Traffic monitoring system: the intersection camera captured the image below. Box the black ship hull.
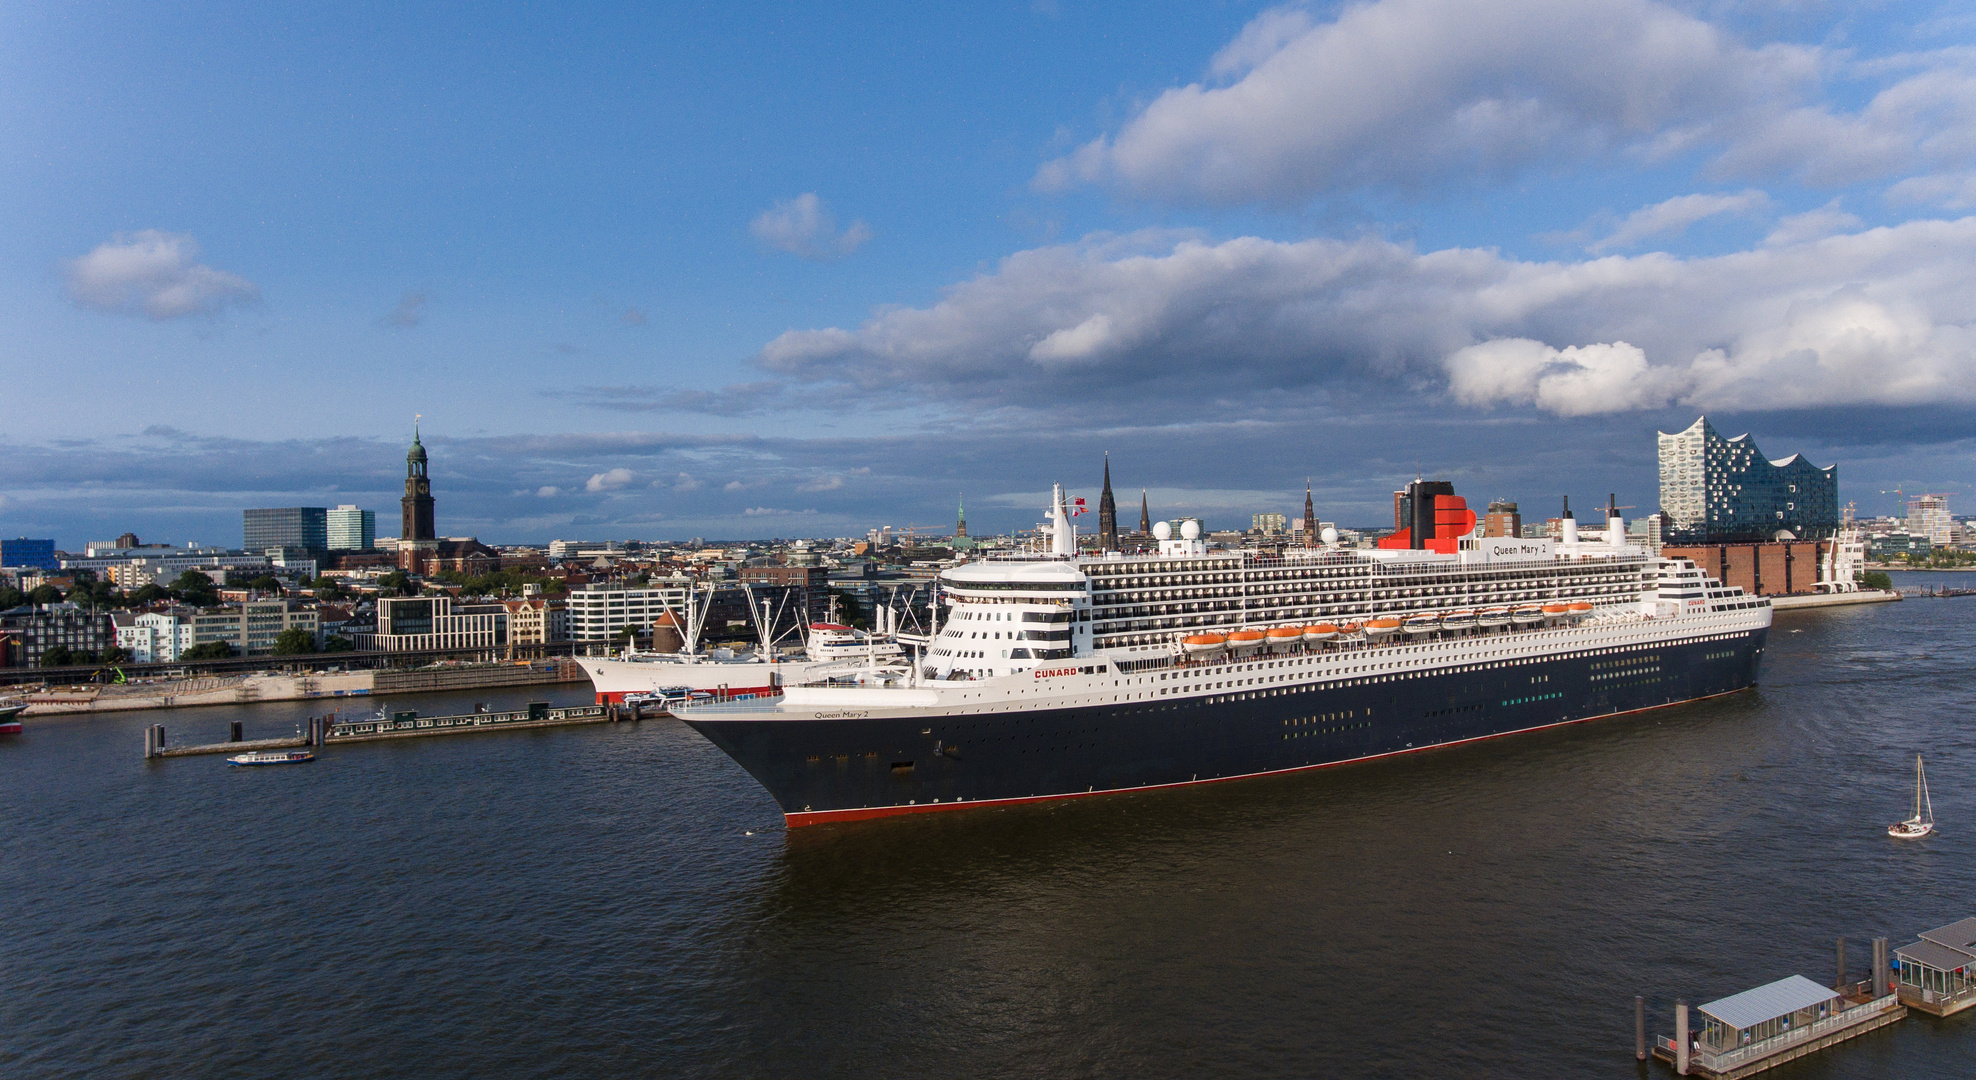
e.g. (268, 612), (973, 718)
(681, 627), (1767, 826)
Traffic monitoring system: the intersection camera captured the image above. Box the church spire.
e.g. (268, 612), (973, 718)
(955, 492), (967, 539)
(1303, 478), (1318, 547)
(1139, 488), (1150, 535)
(1098, 453), (1119, 551)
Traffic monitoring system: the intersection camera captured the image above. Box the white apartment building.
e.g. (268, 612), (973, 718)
(113, 609), (199, 662)
(549, 539), (624, 559)
(352, 595), (506, 652)
(69, 547), (274, 587)
(565, 581), (691, 642)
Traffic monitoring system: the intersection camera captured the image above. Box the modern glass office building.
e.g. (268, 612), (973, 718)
(0, 537), (58, 570)
(327, 505), (376, 551)
(1658, 417), (1838, 543)
(243, 507), (328, 554)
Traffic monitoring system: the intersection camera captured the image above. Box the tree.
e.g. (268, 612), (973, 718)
(0, 585), (22, 610)
(244, 574), (283, 593)
(320, 635), (355, 653)
(101, 645), (132, 664)
(378, 570), (415, 596)
(131, 583), (169, 607)
(1860, 570), (1893, 591)
(272, 627), (317, 655)
(28, 584), (62, 606)
(172, 569), (216, 592)
(183, 641), (236, 661)
(310, 575), (348, 601)
(40, 645), (72, 667)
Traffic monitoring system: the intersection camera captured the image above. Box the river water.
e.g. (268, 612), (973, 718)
(7, 574), (1975, 1079)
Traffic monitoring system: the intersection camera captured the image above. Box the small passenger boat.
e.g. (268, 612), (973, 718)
(1441, 610), (1478, 631)
(1361, 618), (1399, 640)
(0, 700), (24, 735)
(1889, 755), (1936, 839)
(1511, 605), (1546, 626)
(1302, 623), (1340, 643)
(227, 750), (315, 767)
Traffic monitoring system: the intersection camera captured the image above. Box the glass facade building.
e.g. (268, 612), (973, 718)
(1658, 417), (1838, 543)
(327, 505), (376, 551)
(243, 507), (328, 554)
(1, 537), (58, 570)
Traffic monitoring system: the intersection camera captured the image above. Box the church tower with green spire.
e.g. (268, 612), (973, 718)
(955, 492), (967, 538)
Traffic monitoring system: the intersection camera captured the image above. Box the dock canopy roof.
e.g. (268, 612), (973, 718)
(1919, 918), (1976, 952)
(1698, 975), (1841, 1031)
(1896, 938), (1976, 973)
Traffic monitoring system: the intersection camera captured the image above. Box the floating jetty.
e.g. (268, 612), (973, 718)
(1651, 936), (1923, 1077)
(1894, 918), (1976, 1016)
(143, 698), (657, 760)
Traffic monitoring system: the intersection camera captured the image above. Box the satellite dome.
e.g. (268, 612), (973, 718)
(1180, 519), (1202, 540)
(1320, 526), (1338, 545)
(1152, 520), (1172, 540)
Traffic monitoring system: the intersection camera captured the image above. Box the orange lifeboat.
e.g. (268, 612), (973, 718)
(1541, 603), (1570, 616)
(1566, 601), (1595, 616)
(1182, 632), (1227, 658)
(1303, 623), (1340, 643)
(1228, 629), (1268, 654)
(1265, 626), (1304, 652)
(1363, 617), (1401, 639)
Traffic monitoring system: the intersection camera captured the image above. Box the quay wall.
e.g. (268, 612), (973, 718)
(25, 659), (583, 717)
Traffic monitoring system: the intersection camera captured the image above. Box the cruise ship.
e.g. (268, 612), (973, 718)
(676, 480), (1770, 827)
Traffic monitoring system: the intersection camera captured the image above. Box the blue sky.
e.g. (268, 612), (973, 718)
(7, 0), (1976, 545)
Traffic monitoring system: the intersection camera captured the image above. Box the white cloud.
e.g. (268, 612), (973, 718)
(750, 194), (872, 260)
(1763, 200), (1863, 247)
(585, 468), (634, 492)
(742, 506), (818, 516)
(536, 486), (560, 498)
(1587, 190), (1770, 253)
(723, 480), (747, 492)
(63, 230), (259, 319)
(798, 475), (845, 492)
(1028, 313), (1116, 362)
(757, 218), (1976, 419)
(1035, 0), (1976, 205)
(671, 472), (702, 491)
(1888, 171), (1976, 209)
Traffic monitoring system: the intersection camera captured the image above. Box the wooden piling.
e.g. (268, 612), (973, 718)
(1635, 995), (1646, 1060)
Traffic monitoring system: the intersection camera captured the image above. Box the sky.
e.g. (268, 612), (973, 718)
(7, 0), (1976, 546)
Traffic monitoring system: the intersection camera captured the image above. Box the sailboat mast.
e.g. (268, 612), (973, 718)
(1921, 756), (1934, 823)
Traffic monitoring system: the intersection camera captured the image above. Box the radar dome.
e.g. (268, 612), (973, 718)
(1320, 526), (1338, 545)
(1152, 520), (1172, 540)
(1180, 519), (1202, 540)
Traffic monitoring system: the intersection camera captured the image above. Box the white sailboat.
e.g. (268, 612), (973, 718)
(1889, 755), (1936, 839)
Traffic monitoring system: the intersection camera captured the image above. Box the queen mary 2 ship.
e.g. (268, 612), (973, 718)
(676, 480), (1770, 827)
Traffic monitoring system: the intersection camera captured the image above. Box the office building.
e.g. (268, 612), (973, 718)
(354, 595), (505, 652)
(1907, 495), (1952, 546)
(327, 505), (376, 551)
(190, 600), (320, 655)
(1, 538), (58, 571)
(243, 507), (328, 554)
(1252, 513), (1287, 536)
(0, 606), (117, 666)
(1483, 501), (1521, 539)
(1658, 417), (1838, 543)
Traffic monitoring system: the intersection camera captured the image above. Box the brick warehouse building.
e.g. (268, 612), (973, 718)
(1659, 540), (1835, 597)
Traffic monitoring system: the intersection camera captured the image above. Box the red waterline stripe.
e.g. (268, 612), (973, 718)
(594, 686), (779, 705)
(781, 685), (1754, 828)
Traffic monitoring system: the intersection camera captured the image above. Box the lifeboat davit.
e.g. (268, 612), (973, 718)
(1182, 632), (1227, 657)
(1363, 617), (1401, 639)
(1441, 610), (1478, 631)
(1477, 608), (1511, 628)
(1228, 629), (1268, 655)
(1303, 623), (1340, 643)
(1265, 626), (1304, 652)
(1511, 605), (1546, 625)
(1402, 613), (1440, 635)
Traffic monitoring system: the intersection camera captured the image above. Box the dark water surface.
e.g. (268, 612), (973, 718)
(8, 580), (1976, 1079)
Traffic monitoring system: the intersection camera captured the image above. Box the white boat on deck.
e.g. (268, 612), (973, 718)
(1890, 755), (1936, 839)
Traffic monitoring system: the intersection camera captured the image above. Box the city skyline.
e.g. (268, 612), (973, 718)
(7, 2), (1976, 542)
